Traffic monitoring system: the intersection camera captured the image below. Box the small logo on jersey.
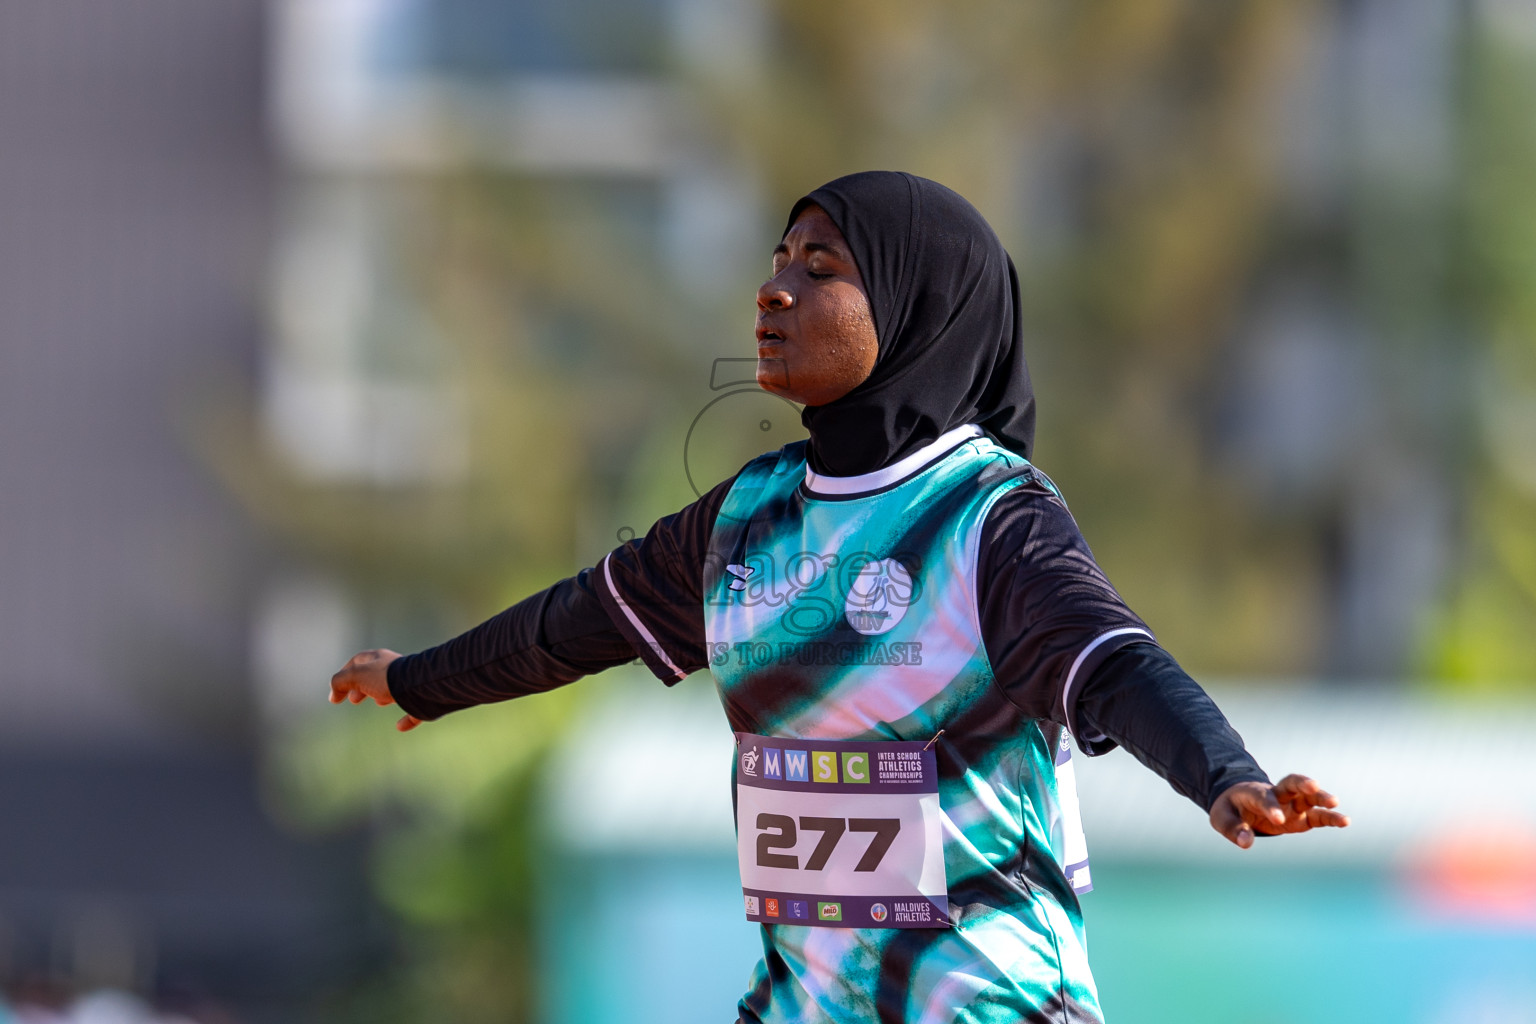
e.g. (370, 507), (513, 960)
(725, 563), (756, 592)
(784, 749), (809, 782)
(869, 903), (888, 923)
(817, 902), (842, 922)
(740, 746), (760, 777)
(787, 900), (809, 920)
(763, 748), (782, 780)
(764, 898), (780, 917)
(845, 558), (915, 636)
(745, 895), (760, 915)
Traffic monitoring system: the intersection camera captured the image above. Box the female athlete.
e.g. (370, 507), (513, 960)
(330, 171), (1349, 1023)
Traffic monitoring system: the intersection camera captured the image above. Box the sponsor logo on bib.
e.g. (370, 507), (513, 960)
(817, 902), (842, 922)
(869, 902), (888, 923)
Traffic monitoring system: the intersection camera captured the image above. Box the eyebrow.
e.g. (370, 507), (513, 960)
(772, 241), (848, 259)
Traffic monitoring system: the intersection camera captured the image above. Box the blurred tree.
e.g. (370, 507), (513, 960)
(1429, 15), (1536, 687)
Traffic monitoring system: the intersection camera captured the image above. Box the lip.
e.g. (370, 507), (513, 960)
(755, 323), (787, 345)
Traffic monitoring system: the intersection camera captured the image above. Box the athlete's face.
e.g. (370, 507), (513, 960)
(755, 205), (879, 406)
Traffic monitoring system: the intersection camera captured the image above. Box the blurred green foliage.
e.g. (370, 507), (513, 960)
(270, 694), (580, 1023)
(1429, 20), (1536, 686)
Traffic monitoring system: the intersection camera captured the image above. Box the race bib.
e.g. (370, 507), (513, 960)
(735, 732), (950, 929)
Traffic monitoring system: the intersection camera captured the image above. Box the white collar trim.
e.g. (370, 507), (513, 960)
(803, 424), (985, 496)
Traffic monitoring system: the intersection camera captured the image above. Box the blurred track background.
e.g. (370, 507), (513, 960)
(0, 1), (1533, 1021)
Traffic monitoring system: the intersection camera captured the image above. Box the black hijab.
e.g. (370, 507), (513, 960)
(783, 171), (1035, 477)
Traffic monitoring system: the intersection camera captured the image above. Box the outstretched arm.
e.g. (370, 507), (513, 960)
(327, 570), (632, 731)
(1076, 644), (1349, 849)
(974, 479), (1348, 849)
(328, 474), (735, 729)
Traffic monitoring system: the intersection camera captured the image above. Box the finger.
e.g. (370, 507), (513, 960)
(1274, 773), (1316, 797)
(1209, 796), (1255, 849)
(397, 715), (423, 732)
(1278, 775), (1341, 812)
(1300, 784), (1338, 808)
(348, 689), (365, 704)
(1273, 774), (1315, 812)
(1304, 807), (1350, 829)
(328, 671), (351, 704)
(1232, 787), (1287, 833)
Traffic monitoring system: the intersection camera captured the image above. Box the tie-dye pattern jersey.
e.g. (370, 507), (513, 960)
(705, 435), (1105, 1024)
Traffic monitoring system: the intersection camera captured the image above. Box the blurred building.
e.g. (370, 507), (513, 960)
(0, 3), (370, 1019)
(261, 0), (763, 489)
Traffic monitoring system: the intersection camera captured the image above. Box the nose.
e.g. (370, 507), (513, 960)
(757, 274), (793, 312)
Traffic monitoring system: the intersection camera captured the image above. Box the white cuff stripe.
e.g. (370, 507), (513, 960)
(1062, 627), (1154, 740)
(803, 424), (985, 495)
(601, 552), (688, 682)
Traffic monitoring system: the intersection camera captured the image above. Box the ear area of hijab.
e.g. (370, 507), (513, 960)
(786, 171), (1035, 476)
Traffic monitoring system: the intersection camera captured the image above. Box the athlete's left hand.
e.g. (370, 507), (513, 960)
(1209, 775), (1349, 849)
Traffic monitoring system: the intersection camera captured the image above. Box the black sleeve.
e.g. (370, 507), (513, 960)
(977, 479), (1155, 739)
(1074, 643), (1270, 812)
(386, 474), (736, 719)
(590, 475), (736, 684)
(387, 568), (635, 721)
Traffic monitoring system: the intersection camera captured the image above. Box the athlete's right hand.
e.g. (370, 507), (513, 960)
(329, 648), (423, 732)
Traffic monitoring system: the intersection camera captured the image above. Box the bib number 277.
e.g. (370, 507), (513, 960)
(756, 814), (900, 872)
